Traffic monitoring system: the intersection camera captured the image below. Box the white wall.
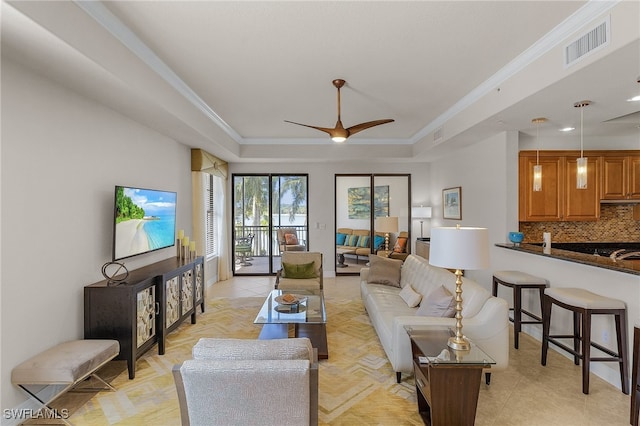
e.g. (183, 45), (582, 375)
(1, 60), (194, 408)
(430, 130), (640, 390)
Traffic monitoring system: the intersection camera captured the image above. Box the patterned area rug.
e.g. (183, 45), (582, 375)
(63, 296), (423, 425)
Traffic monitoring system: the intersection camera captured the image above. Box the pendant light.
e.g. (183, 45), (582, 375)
(532, 118), (546, 192)
(574, 100), (591, 189)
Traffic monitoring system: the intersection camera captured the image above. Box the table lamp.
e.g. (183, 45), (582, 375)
(375, 216), (398, 251)
(428, 225), (489, 350)
(412, 206), (432, 239)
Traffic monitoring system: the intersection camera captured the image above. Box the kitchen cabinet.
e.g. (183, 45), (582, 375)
(564, 155), (600, 221)
(601, 155), (640, 201)
(519, 155), (563, 221)
(519, 152), (599, 222)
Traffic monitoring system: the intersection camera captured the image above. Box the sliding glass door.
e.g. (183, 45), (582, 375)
(233, 174), (308, 275)
(335, 174), (411, 275)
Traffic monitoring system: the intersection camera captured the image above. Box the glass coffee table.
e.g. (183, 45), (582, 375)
(254, 289), (328, 359)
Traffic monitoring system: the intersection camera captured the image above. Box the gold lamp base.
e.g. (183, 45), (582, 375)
(448, 336), (471, 351)
(448, 268), (471, 351)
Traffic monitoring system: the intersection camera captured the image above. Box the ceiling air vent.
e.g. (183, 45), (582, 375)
(433, 126), (443, 142)
(564, 15), (610, 68)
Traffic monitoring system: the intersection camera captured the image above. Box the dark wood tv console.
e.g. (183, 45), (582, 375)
(84, 256), (204, 379)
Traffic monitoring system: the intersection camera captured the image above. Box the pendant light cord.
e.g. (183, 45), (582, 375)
(536, 121), (540, 165)
(580, 106), (584, 157)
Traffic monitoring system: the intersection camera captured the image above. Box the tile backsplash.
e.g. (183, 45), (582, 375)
(519, 204), (640, 243)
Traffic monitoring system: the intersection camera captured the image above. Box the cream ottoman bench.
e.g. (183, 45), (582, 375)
(11, 339), (119, 423)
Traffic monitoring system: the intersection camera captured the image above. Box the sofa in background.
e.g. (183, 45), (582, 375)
(336, 228), (381, 262)
(360, 254), (509, 383)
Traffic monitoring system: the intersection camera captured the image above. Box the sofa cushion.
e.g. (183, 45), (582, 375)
(282, 261), (317, 279)
(416, 285), (455, 317)
(346, 235), (359, 246)
(367, 255), (402, 287)
(393, 236), (408, 253)
(373, 235), (385, 250)
(336, 233), (347, 245)
(400, 256), (454, 297)
(399, 285), (422, 307)
(357, 235), (370, 247)
(284, 233), (299, 245)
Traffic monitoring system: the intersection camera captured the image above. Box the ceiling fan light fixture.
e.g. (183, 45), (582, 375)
(285, 79), (394, 142)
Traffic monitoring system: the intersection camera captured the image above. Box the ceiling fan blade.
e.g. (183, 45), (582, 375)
(346, 119), (395, 136)
(284, 120), (335, 136)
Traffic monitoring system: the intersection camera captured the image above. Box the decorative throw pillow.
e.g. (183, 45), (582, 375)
(373, 235), (385, 250)
(346, 235), (359, 246)
(336, 233), (347, 245)
(399, 285), (422, 307)
(358, 235), (370, 247)
(282, 261), (316, 279)
(284, 233), (299, 245)
(366, 255), (403, 287)
(393, 237), (408, 253)
(416, 285), (456, 317)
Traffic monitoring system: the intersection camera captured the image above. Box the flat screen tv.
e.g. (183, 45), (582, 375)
(112, 185), (177, 261)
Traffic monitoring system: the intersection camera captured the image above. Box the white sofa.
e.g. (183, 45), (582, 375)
(360, 254), (509, 383)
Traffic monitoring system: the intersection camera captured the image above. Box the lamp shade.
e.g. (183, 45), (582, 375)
(412, 206), (432, 219)
(429, 226), (490, 270)
(375, 216), (398, 233)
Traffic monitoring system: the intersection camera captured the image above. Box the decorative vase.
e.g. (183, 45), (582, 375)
(508, 232), (524, 246)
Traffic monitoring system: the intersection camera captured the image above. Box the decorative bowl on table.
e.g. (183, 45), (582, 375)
(508, 232), (524, 246)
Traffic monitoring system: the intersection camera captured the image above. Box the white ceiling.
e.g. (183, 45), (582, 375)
(2, 1), (639, 163)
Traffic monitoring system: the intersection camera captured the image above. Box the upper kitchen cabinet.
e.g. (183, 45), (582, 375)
(564, 155), (600, 221)
(601, 155), (640, 201)
(519, 151), (600, 222)
(519, 154), (563, 221)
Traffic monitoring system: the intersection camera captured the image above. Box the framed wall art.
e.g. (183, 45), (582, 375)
(347, 185), (389, 219)
(442, 186), (462, 220)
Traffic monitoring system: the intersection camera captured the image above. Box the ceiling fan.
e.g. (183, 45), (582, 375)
(285, 79), (394, 142)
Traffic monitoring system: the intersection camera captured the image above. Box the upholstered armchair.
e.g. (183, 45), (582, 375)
(377, 231), (410, 261)
(277, 227), (307, 253)
(276, 251), (323, 291)
(173, 337), (318, 426)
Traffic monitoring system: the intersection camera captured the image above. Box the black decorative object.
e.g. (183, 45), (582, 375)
(101, 261), (129, 285)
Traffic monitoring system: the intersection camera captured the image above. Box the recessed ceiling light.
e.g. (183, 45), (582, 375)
(559, 127), (575, 132)
(627, 95), (640, 102)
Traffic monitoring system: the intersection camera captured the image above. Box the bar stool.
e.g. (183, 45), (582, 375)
(631, 324), (640, 425)
(541, 287), (629, 395)
(492, 271), (548, 349)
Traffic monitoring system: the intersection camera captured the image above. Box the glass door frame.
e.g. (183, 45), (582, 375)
(334, 173), (411, 275)
(232, 173), (309, 276)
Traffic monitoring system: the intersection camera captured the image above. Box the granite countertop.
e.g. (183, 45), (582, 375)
(495, 243), (640, 276)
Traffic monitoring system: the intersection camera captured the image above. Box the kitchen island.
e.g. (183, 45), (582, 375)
(496, 243), (640, 275)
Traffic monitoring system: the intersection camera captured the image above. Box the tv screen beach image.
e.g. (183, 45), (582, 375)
(114, 186), (176, 260)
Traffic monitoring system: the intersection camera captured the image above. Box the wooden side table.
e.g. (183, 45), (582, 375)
(406, 326), (495, 426)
